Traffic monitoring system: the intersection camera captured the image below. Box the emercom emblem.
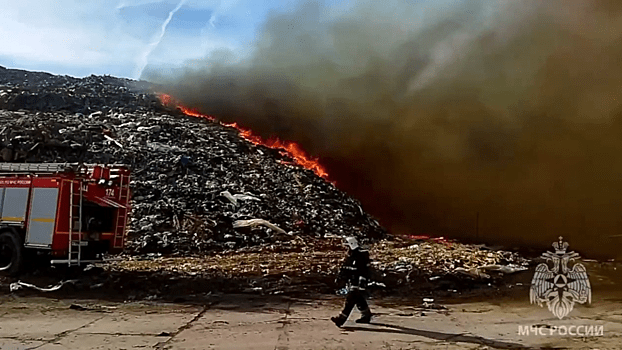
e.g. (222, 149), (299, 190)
(530, 236), (591, 319)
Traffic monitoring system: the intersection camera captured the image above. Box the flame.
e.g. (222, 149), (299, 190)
(158, 93), (330, 180)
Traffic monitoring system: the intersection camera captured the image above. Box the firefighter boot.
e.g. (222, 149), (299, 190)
(331, 313), (348, 327)
(355, 309), (372, 324)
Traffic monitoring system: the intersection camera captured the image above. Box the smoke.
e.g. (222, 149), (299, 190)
(134, 0), (187, 79)
(146, 0), (622, 257)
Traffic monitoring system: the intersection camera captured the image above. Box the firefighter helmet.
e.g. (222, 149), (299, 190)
(345, 236), (359, 250)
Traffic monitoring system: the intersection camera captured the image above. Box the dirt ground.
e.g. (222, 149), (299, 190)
(0, 289), (621, 350)
(0, 248), (620, 349)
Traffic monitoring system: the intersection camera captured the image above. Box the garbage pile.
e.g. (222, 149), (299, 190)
(0, 66), (532, 298)
(0, 66), (386, 254)
(0, 65), (156, 113)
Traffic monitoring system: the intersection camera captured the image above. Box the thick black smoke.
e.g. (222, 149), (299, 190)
(145, 0), (622, 257)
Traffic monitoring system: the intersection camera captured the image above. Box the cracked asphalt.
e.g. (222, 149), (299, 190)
(0, 293), (621, 350)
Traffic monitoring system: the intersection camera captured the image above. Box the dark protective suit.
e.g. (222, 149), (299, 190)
(332, 247), (372, 326)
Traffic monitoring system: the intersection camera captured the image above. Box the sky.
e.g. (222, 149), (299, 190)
(0, 0), (354, 79)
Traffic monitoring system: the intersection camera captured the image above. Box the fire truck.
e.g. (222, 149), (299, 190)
(0, 163), (131, 276)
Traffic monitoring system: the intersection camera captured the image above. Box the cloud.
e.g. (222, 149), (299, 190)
(0, 0), (263, 78)
(0, 1), (144, 76)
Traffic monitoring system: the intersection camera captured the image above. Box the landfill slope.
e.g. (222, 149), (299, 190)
(0, 66), (534, 299)
(0, 66), (386, 255)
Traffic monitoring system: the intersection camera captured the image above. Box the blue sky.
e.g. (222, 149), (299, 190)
(0, 0), (355, 79)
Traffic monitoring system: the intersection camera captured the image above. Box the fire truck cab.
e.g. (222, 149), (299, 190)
(0, 163), (130, 276)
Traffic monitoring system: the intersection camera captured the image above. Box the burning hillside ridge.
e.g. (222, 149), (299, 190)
(158, 93), (329, 180)
(147, 0), (622, 258)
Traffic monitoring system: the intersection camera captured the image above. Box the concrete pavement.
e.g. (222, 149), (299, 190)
(0, 293), (620, 349)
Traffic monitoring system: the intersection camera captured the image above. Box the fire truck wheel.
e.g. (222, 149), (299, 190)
(0, 231), (22, 277)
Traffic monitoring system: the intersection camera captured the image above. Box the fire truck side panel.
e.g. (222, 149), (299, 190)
(1, 188), (29, 223)
(25, 188), (59, 248)
(50, 180), (72, 252)
(54, 180), (71, 235)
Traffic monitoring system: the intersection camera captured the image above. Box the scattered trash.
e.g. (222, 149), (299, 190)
(454, 267), (491, 279)
(219, 190), (261, 206)
(371, 238), (529, 282)
(479, 264), (528, 274)
(419, 297), (447, 311)
(70, 304), (117, 312)
(9, 280), (77, 292)
(233, 219), (289, 236)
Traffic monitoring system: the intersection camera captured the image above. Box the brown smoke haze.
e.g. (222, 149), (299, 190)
(146, 0), (622, 257)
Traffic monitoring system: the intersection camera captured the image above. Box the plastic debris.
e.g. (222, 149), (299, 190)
(233, 219), (289, 236)
(9, 280), (77, 292)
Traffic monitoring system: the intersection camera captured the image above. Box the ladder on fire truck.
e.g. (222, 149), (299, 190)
(112, 170), (130, 250)
(67, 179), (84, 266)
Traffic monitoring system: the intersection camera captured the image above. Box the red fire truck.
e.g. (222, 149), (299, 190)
(0, 163), (131, 276)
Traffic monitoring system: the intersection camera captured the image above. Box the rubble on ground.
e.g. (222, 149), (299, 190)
(1, 236), (532, 299)
(102, 235), (530, 298)
(109, 236), (529, 282)
(370, 237), (529, 285)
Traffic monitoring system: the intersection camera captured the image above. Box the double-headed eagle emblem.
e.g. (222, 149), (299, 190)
(530, 236), (591, 319)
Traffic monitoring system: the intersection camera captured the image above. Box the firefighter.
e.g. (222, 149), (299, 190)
(331, 236), (373, 327)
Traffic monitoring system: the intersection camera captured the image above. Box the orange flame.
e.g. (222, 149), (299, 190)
(158, 93), (330, 180)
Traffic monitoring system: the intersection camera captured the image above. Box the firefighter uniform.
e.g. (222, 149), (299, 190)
(331, 237), (372, 327)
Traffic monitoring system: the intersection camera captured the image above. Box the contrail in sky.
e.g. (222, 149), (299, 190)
(135, 0), (187, 79)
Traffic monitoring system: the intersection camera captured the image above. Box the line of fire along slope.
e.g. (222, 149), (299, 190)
(158, 93), (330, 181)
